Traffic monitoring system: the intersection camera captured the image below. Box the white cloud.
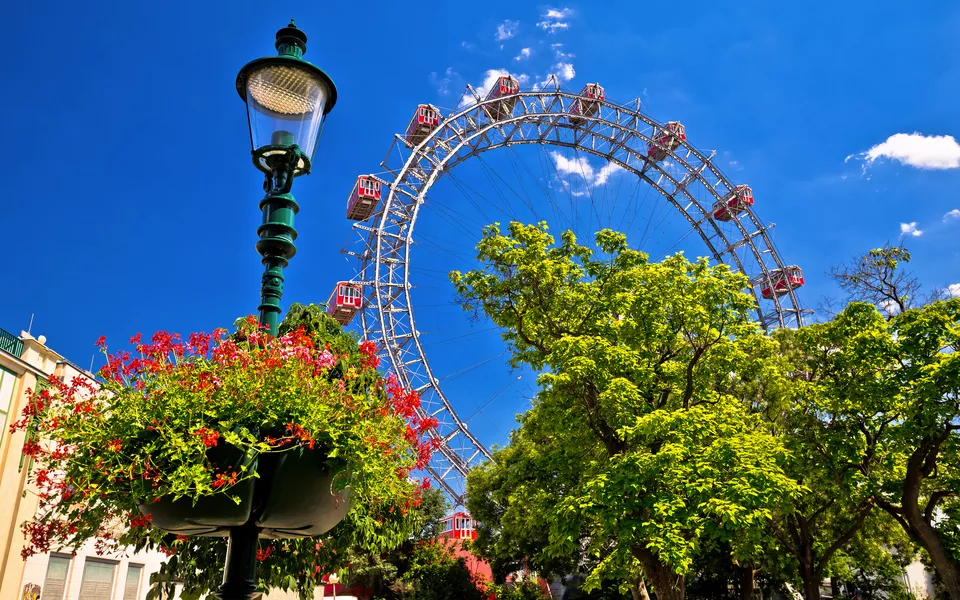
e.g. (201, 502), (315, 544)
(537, 7), (572, 33)
(554, 62), (575, 81)
(459, 69), (527, 108)
(514, 47), (532, 61)
(947, 283), (960, 297)
(862, 133), (960, 170)
(594, 162), (623, 186)
(538, 21), (569, 33)
(495, 20), (518, 41)
(879, 299), (901, 316)
(550, 151), (623, 188)
(551, 151), (594, 181)
(944, 209), (960, 222)
(900, 222), (923, 237)
(429, 67), (458, 96)
(550, 43), (574, 60)
(536, 62), (575, 89)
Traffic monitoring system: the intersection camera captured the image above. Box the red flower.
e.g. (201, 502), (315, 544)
(256, 546), (272, 561)
(130, 514), (152, 528)
(106, 439), (122, 452)
(193, 428), (220, 448)
(95, 336), (107, 348)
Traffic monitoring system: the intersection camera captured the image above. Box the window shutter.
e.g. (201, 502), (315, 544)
(41, 555), (71, 600)
(123, 565), (142, 600)
(78, 560), (116, 600)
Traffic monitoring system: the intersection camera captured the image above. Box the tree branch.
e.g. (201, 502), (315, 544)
(815, 504), (872, 574)
(924, 491), (955, 523)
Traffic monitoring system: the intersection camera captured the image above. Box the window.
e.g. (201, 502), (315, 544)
(79, 559), (116, 600)
(41, 555), (71, 600)
(341, 286), (360, 301)
(0, 366), (17, 446)
(123, 565), (142, 600)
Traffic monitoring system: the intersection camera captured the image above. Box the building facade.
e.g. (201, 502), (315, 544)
(0, 327), (173, 600)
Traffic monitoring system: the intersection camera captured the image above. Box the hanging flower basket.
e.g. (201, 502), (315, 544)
(14, 308), (440, 560)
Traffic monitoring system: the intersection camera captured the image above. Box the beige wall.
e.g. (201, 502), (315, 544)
(0, 332), (177, 600)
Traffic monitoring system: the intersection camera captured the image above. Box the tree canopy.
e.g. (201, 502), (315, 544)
(455, 222), (799, 600)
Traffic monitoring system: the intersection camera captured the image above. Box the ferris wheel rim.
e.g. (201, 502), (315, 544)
(349, 87), (805, 504)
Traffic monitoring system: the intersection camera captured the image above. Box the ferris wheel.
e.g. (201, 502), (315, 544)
(330, 76), (807, 506)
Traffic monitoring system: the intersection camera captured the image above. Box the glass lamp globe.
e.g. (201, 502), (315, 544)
(236, 21), (337, 175)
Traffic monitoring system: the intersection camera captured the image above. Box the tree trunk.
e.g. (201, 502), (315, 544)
(799, 557), (822, 600)
(631, 546), (685, 600)
(629, 576), (651, 600)
(901, 508), (960, 600)
(736, 566), (755, 600)
(882, 439), (960, 600)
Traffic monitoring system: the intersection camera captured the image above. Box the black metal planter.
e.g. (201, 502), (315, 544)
(140, 444), (350, 538)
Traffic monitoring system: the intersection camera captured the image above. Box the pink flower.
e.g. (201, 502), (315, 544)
(314, 350), (335, 370)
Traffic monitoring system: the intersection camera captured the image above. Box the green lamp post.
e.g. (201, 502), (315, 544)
(237, 19), (337, 337)
(212, 21), (337, 600)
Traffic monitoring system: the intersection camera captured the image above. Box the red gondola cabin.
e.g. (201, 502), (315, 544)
(760, 267), (804, 299)
(327, 282), (363, 325)
(405, 104), (441, 146)
(647, 121), (686, 162)
(712, 185), (754, 222)
(346, 176), (382, 221)
(568, 83), (605, 125)
(483, 75), (520, 121)
(440, 512), (477, 540)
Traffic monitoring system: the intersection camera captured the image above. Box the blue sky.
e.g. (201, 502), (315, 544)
(2, 1), (959, 451)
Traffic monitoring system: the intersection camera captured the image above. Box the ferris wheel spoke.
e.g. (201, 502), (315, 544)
(474, 155), (525, 224)
(445, 168), (517, 224)
(425, 326), (500, 347)
(465, 379), (518, 423)
(539, 143), (590, 241)
(439, 350), (511, 383)
(510, 143), (573, 228)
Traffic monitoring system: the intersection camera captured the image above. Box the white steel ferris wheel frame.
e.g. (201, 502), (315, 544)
(345, 83), (806, 506)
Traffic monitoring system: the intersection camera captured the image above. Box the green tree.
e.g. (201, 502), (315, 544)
(455, 222), (798, 600)
(747, 327), (879, 600)
(788, 300), (960, 598)
(403, 539), (487, 600)
(344, 485), (450, 599)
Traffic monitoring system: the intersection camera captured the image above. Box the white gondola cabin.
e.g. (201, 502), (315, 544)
(327, 282), (363, 325)
(646, 121), (686, 162)
(346, 176), (382, 221)
(712, 185), (754, 222)
(405, 104), (441, 146)
(568, 83), (605, 125)
(483, 75), (520, 121)
(760, 267), (805, 299)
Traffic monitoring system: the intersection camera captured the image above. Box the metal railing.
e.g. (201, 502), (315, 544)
(0, 327), (23, 358)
